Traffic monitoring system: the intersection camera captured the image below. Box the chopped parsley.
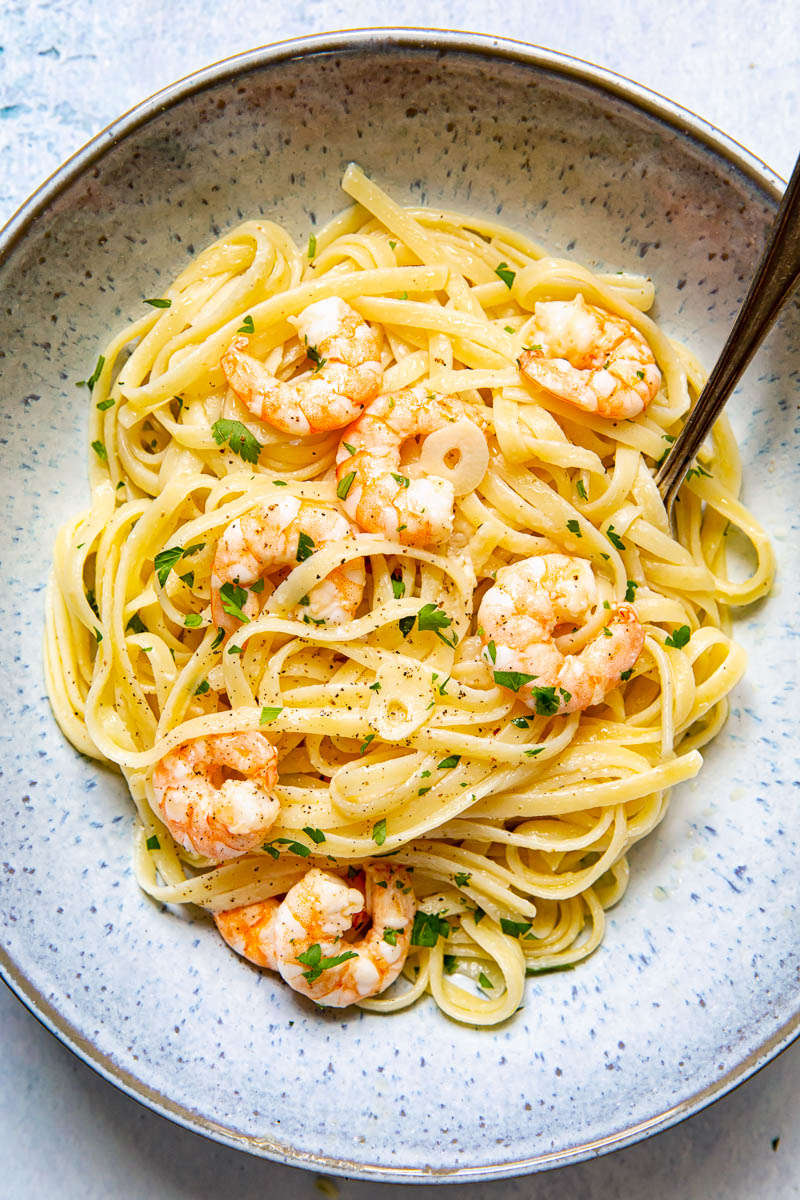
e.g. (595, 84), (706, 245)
(179, 570), (195, 588)
(336, 471), (356, 500)
(210, 627), (225, 650)
(194, 679), (210, 695)
(342, 442), (356, 456)
(383, 928), (401, 946)
(524, 746), (544, 757)
(391, 576), (405, 599)
(606, 524), (626, 551)
(500, 917), (533, 937)
(530, 685), (571, 715)
(269, 837), (311, 858)
(125, 613), (147, 635)
(219, 581), (250, 622)
(368, 680), (381, 692)
(372, 817), (387, 846)
(296, 531), (315, 562)
(576, 478), (588, 500)
(625, 579), (639, 603)
(511, 716), (530, 729)
(144, 297), (171, 308)
(211, 418), (262, 464)
(307, 233), (317, 258)
(620, 668), (633, 682)
(478, 972), (494, 989)
(78, 355), (105, 391)
(493, 669), (535, 693)
(443, 954), (458, 974)
(145, 834), (160, 850)
(307, 344), (327, 374)
(227, 643), (243, 656)
(153, 541), (205, 588)
(686, 462), (712, 481)
(486, 639), (497, 663)
(566, 519), (582, 537)
(303, 826), (326, 844)
(495, 262), (516, 289)
(391, 473), (410, 489)
(454, 871), (472, 888)
(296, 943), (357, 983)
(184, 613), (203, 627)
(260, 705), (283, 724)
(91, 439), (107, 461)
(410, 911), (450, 947)
(665, 624), (691, 649)
(437, 755), (460, 769)
(417, 602), (456, 646)
(96, 396), (115, 411)
(360, 733), (375, 755)
(398, 614), (416, 637)
(237, 314), (255, 334)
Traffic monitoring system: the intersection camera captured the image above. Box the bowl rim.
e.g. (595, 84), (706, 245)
(0, 26), (792, 1183)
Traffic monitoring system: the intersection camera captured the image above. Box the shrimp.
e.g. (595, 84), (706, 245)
(518, 294), (661, 419)
(210, 496), (365, 634)
(152, 732), (280, 860)
(272, 864), (416, 1007)
(215, 899), (280, 970)
(335, 385), (474, 546)
(478, 554), (644, 714)
(220, 297), (383, 434)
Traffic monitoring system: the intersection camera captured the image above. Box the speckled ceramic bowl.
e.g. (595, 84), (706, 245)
(1, 30), (797, 1183)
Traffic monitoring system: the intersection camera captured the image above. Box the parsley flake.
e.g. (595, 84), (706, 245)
(78, 355), (105, 391)
(391, 473), (410, 489)
(219, 581), (250, 623)
(391, 576), (405, 599)
(620, 668), (633, 682)
(493, 669), (536, 693)
(625, 579), (639, 602)
(454, 872), (471, 888)
(500, 917), (533, 937)
(96, 396), (115, 411)
(360, 733), (375, 755)
(296, 943), (357, 982)
(665, 624), (691, 649)
(296, 531), (315, 562)
(342, 442), (356, 456)
(91, 439), (107, 461)
(306, 344), (327, 374)
(146, 834), (160, 850)
(211, 418), (262, 464)
(237, 315), (255, 334)
(145, 297), (171, 308)
(260, 705), (283, 724)
(576, 479), (588, 500)
(495, 262), (516, 288)
(303, 825), (326, 844)
(194, 679), (210, 695)
(210, 627), (225, 650)
(478, 971), (494, 989)
(606, 525), (626, 551)
(184, 613), (203, 627)
(307, 233), (317, 258)
(437, 754), (460, 769)
(410, 911), (450, 947)
(566, 518), (582, 537)
(372, 817), (387, 846)
(336, 471), (356, 500)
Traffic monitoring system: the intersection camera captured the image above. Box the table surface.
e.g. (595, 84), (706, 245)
(1, 2), (798, 1196)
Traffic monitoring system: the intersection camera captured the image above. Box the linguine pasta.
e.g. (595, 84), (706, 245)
(44, 165), (773, 1025)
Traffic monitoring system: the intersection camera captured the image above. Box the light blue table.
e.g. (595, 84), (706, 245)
(2, 3), (798, 1196)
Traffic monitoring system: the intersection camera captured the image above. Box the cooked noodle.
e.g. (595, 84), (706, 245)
(44, 165), (773, 1025)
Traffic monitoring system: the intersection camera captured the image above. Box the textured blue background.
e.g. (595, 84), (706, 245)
(1, 2), (798, 1196)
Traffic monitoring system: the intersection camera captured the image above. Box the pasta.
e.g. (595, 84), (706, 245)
(44, 165), (774, 1025)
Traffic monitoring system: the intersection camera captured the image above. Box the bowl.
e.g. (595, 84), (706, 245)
(1, 29), (797, 1183)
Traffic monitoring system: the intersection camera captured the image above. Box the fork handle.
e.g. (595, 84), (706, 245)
(657, 152), (800, 513)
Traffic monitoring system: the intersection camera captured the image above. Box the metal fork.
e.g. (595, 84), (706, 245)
(656, 152), (800, 521)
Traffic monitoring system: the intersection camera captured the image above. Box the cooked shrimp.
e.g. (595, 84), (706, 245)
(215, 899), (280, 970)
(335, 385), (475, 545)
(152, 732), (280, 860)
(478, 554), (644, 714)
(272, 864), (416, 1007)
(518, 294), (661, 419)
(221, 297), (383, 434)
(211, 496), (365, 634)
